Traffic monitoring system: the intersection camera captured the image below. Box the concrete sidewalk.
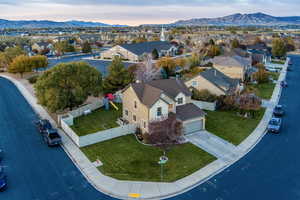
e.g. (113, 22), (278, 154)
(0, 58), (289, 200)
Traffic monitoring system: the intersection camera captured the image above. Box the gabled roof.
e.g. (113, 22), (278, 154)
(176, 103), (206, 121)
(200, 68), (239, 94)
(126, 79), (192, 108)
(119, 41), (173, 56)
(211, 55), (251, 68)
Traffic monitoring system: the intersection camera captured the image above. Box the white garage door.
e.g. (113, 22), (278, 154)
(184, 120), (203, 135)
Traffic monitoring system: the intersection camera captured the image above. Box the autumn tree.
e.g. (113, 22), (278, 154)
(0, 46), (25, 70)
(175, 58), (187, 68)
(207, 45), (221, 58)
(253, 64), (269, 83)
(156, 56), (176, 77)
(146, 113), (183, 154)
(272, 38), (287, 58)
(31, 55), (48, 71)
(35, 62), (102, 112)
(8, 55), (33, 77)
(103, 56), (134, 93)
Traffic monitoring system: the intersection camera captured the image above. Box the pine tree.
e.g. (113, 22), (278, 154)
(103, 56), (134, 93)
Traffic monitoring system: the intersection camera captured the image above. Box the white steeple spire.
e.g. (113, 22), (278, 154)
(160, 26), (166, 42)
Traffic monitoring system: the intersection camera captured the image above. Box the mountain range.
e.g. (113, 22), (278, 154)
(0, 19), (126, 29)
(172, 13), (300, 26)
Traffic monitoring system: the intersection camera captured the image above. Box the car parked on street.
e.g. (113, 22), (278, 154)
(273, 105), (284, 117)
(281, 81), (288, 88)
(268, 118), (282, 134)
(0, 166), (7, 191)
(35, 119), (52, 134)
(43, 129), (62, 147)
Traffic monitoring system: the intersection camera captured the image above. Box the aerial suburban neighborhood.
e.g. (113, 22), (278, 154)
(0, 1), (300, 200)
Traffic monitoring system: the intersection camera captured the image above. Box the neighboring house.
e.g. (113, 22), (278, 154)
(101, 41), (178, 62)
(247, 43), (272, 64)
(185, 68), (242, 96)
(211, 55), (252, 81)
(31, 42), (54, 55)
(122, 79), (206, 135)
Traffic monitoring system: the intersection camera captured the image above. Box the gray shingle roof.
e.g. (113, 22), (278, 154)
(176, 103), (206, 121)
(211, 55), (251, 68)
(129, 79), (191, 108)
(200, 68), (239, 94)
(120, 41), (173, 56)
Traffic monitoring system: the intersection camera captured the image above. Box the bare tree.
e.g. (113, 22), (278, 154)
(135, 54), (161, 83)
(146, 113), (183, 154)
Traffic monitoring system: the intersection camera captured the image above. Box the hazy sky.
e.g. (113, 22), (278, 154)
(0, 0), (299, 25)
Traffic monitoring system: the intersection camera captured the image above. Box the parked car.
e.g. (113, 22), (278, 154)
(43, 129), (62, 147)
(273, 105), (285, 117)
(281, 81), (288, 88)
(268, 118), (282, 134)
(35, 119), (52, 134)
(288, 60), (293, 65)
(0, 166), (7, 191)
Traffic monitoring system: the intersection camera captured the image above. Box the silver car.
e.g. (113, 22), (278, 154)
(268, 118), (282, 134)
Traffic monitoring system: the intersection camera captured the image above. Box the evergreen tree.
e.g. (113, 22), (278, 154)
(35, 62), (102, 112)
(103, 56), (134, 93)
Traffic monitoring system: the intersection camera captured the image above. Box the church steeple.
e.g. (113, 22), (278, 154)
(160, 26), (166, 42)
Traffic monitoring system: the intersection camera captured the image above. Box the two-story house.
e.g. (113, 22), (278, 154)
(211, 55), (252, 82)
(122, 79), (206, 135)
(185, 68), (242, 96)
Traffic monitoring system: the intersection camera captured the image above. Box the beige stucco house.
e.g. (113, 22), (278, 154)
(122, 79), (206, 135)
(211, 55), (252, 81)
(101, 41), (178, 62)
(185, 68), (242, 96)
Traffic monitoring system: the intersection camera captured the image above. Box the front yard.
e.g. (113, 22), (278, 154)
(71, 104), (122, 136)
(81, 135), (216, 182)
(245, 82), (276, 100)
(206, 109), (265, 145)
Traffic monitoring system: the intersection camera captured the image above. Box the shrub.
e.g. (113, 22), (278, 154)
(27, 75), (39, 84)
(192, 89), (218, 102)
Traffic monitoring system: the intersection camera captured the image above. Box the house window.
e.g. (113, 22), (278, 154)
(134, 101), (137, 109)
(177, 97), (183, 105)
(133, 115), (137, 122)
(168, 104), (173, 110)
(157, 107), (162, 117)
(192, 81), (198, 87)
(125, 110), (129, 116)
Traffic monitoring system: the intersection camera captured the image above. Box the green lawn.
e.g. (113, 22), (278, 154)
(268, 72), (280, 81)
(246, 82), (276, 100)
(206, 109), (265, 145)
(71, 104), (122, 136)
(81, 135), (216, 182)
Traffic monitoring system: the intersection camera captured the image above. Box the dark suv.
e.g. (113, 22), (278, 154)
(268, 118), (282, 134)
(35, 119), (52, 134)
(273, 105), (284, 117)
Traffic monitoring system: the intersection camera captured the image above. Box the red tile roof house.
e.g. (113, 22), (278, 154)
(122, 79), (206, 135)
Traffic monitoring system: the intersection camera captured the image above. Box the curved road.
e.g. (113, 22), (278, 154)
(0, 55), (299, 200)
